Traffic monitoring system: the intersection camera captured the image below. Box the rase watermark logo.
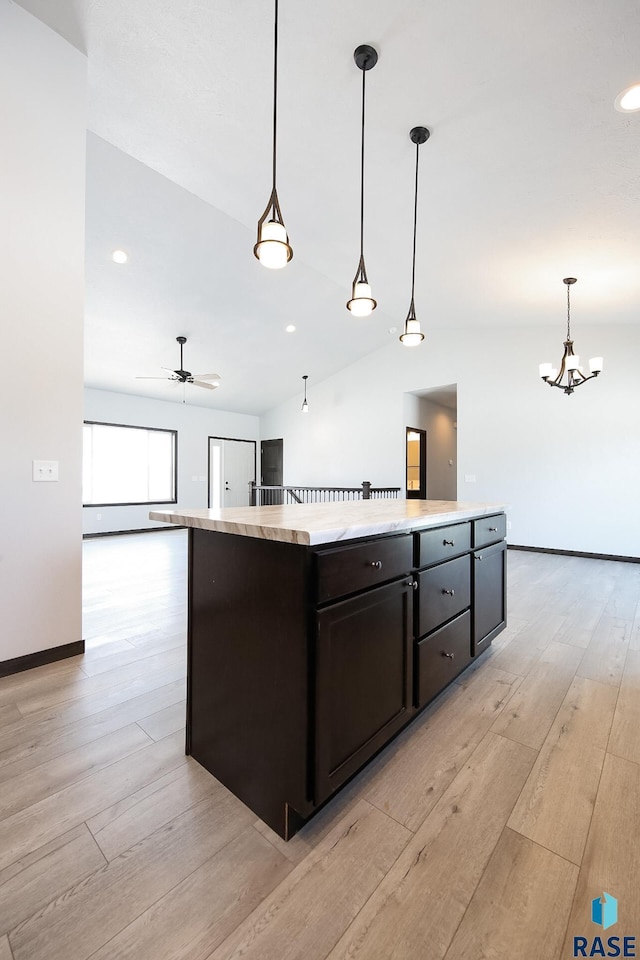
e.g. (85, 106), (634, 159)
(573, 893), (636, 958)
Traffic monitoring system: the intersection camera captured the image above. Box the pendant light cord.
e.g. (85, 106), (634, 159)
(359, 65), (366, 257)
(410, 140), (420, 303)
(566, 282), (571, 340)
(272, 0), (279, 192)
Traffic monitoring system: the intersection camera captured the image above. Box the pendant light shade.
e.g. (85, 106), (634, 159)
(347, 45), (378, 317)
(301, 375), (309, 413)
(539, 278), (603, 395)
(400, 126), (430, 346)
(254, 0), (293, 269)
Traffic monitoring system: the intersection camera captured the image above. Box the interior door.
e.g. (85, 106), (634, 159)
(260, 438), (284, 504)
(209, 438), (256, 508)
(406, 427), (427, 499)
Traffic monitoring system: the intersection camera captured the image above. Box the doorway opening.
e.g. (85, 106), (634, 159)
(208, 437), (256, 508)
(403, 384), (457, 500)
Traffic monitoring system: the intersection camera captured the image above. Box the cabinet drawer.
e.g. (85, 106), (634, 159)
(417, 554), (471, 637)
(473, 513), (506, 549)
(316, 535), (413, 603)
(417, 522), (470, 567)
(416, 611), (471, 708)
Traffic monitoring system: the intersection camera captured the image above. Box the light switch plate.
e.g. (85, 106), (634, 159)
(464, 473), (476, 483)
(33, 460), (59, 482)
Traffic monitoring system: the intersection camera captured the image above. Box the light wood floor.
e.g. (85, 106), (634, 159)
(1, 530), (639, 960)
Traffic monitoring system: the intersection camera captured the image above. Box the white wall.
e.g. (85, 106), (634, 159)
(0, 2), (87, 663)
(260, 322), (640, 557)
(83, 389), (259, 534)
(420, 397), (457, 500)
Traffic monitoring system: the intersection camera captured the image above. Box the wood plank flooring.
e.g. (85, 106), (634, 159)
(0, 530), (638, 960)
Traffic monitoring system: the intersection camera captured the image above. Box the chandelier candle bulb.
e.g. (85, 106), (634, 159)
(539, 362), (553, 378)
(590, 357), (603, 373)
(566, 354), (580, 370)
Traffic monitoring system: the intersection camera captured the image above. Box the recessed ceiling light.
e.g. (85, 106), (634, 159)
(112, 249), (128, 263)
(615, 83), (640, 112)
(388, 326), (397, 334)
(285, 324), (296, 333)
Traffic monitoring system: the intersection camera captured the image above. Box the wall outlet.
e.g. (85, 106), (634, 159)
(33, 460), (59, 482)
(464, 473), (476, 483)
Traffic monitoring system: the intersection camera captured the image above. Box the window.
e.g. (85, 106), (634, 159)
(83, 421), (177, 506)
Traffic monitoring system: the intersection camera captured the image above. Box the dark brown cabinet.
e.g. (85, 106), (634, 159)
(473, 539), (507, 654)
(315, 578), (413, 803)
(186, 510), (506, 840)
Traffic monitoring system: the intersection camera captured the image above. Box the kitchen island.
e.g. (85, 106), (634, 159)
(151, 500), (507, 839)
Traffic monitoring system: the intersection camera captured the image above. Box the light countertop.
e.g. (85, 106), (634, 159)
(150, 499), (507, 546)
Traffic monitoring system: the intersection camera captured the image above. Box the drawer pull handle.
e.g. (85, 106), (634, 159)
(489, 526), (498, 532)
(443, 539), (455, 546)
(442, 651), (455, 659)
(442, 588), (455, 597)
(369, 560), (383, 570)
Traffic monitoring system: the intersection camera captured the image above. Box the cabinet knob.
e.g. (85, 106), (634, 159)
(489, 526), (497, 532)
(443, 539), (455, 546)
(442, 651), (455, 659)
(411, 579), (418, 591)
(369, 560), (383, 570)
(476, 554), (483, 561)
(442, 588), (455, 597)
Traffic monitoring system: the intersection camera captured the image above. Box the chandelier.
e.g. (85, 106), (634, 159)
(539, 278), (603, 395)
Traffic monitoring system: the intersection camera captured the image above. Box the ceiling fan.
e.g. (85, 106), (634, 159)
(136, 336), (221, 392)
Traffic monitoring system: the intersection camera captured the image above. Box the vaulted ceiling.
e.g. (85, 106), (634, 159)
(17, 0), (640, 413)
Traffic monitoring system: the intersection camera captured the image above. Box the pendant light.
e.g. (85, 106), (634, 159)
(539, 278), (603, 395)
(399, 126), (430, 346)
(347, 45), (378, 317)
(253, 0), (293, 269)
(301, 375), (309, 413)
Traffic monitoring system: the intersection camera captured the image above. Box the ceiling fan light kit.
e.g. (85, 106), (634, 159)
(254, 0), (293, 270)
(539, 278), (603, 395)
(136, 336), (221, 399)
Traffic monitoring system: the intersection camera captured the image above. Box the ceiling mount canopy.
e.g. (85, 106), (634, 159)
(253, 0), (293, 270)
(399, 125), (430, 346)
(539, 278), (603, 395)
(346, 44), (378, 318)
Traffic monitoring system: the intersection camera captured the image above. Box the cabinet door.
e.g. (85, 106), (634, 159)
(315, 578), (413, 804)
(472, 540), (507, 654)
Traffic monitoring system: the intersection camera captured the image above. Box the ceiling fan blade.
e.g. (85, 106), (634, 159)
(191, 379), (219, 390)
(135, 376), (174, 380)
(192, 373), (221, 381)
